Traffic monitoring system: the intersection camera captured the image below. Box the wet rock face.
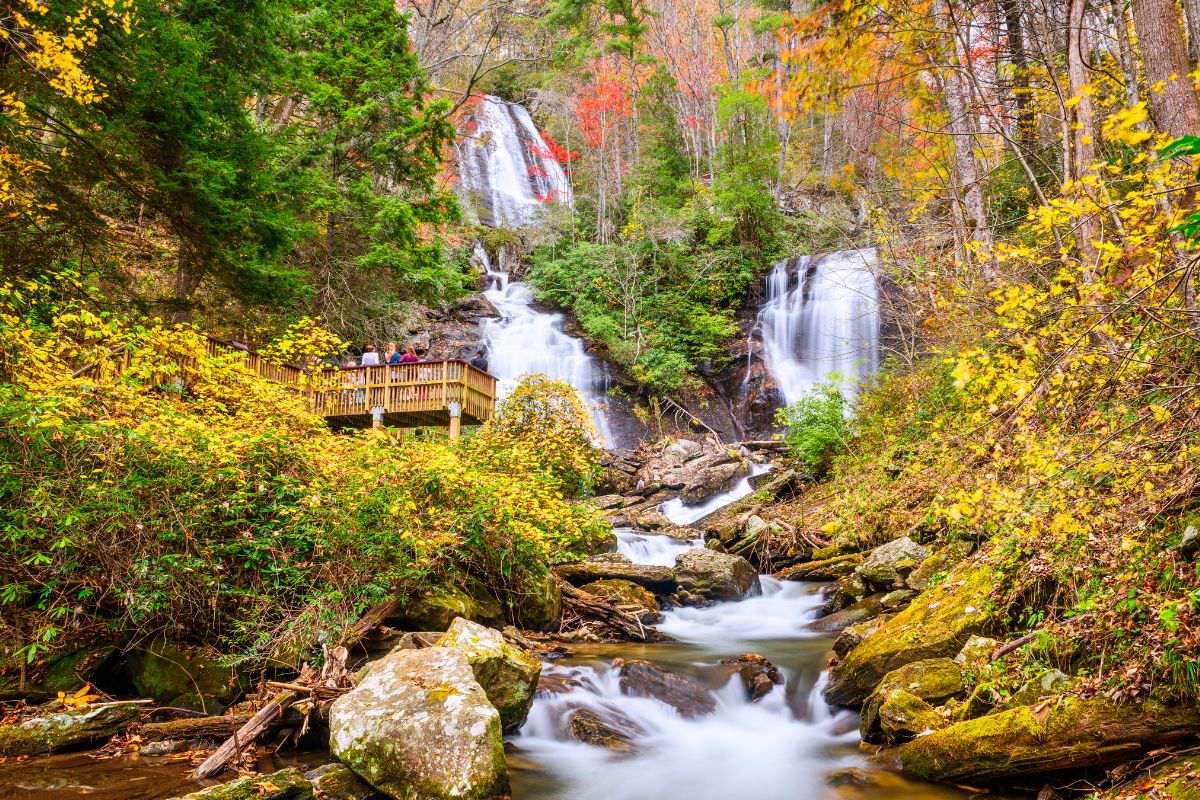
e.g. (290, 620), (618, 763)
(567, 708), (642, 751)
(304, 764), (375, 800)
(633, 438), (753, 506)
(0, 702), (141, 756)
(872, 689), (943, 743)
(436, 617), (541, 733)
(617, 660), (717, 718)
(328, 647), (508, 800)
(673, 549), (759, 603)
(718, 654), (784, 702)
(126, 640), (243, 713)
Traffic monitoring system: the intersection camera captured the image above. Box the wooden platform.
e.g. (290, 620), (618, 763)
(311, 361), (496, 429)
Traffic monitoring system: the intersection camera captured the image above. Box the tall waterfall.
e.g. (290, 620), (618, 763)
(455, 95), (573, 228)
(757, 248), (881, 406)
(475, 245), (615, 445)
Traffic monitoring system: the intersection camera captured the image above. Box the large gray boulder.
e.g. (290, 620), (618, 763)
(856, 536), (930, 590)
(674, 549), (759, 602)
(437, 617), (541, 733)
(329, 647), (507, 800)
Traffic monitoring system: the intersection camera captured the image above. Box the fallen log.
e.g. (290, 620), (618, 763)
(558, 580), (669, 642)
(191, 690), (299, 780)
(142, 714), (252, 743)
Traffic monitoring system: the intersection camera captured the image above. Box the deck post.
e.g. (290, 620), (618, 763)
(371, 406), (384, 430)
(447, 401), (462, 443)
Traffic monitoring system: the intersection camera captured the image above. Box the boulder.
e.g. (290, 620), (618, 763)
(617, 660), (716, 718)
(999, 669), (1072, 710)
(880, 589), (917, 610)
(437, 618), (541, 733)
(328, 647), (507, 800)
(825, 559), (996, 708)
(809, 595), (884, 633)
(775, 553), (864, 581)
(391, 586), (505, 632)
(680, 459), (746, 504)
(568, 708), (641, 752)
(515, 571), (561, 632)
(718, 654), (784, 702)
(673, 549), (759, 602)
(833, 614), (893, 659)
(126, 640), (243, 713)
(554, 554), (677, 594)
(860, 658), (962, 742)
(1180, 525), (1199, 558)
(580, 579), (662, 623)
(0, 702), (141, 756)
(954, 635), (999, 671)
(898, 698), (1200, 783)
(857, 536), (929, 590)
(873, 689), (943, 742)
(663, 439), (704, 464)
(304, 764), (376, 800)
(0, 643), (118, 702)
(906, 540), (975, 591)
(167, 768), (313, 800)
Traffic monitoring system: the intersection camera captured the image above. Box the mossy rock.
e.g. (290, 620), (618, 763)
(897, 697), (1200, 783)
(775, 552), (864, 581)
(1095, 756), (1200, 800)
(860, 658), (962, 743)
(872, 688), (943, 742)
(167, 767), (313, 799)
(833, 614), (893, 659)
(126, 640), (243, 714)
(392, 586), (505, 632)
(825, 558), (996, 708)
(0, 643), (118, 702)
(581, 579), (661, 623)
(304, 763), (375, 800)
(437, 618), (541, 733)
(907, 540), (975, 591)
(0, 702), (141, 756)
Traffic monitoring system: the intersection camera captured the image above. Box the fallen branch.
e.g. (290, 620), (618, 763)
(558, 580), (668, 642)
(191, 690), (299, 780)
(992, 631), (1040, 661)
(141, 714), (252, 743)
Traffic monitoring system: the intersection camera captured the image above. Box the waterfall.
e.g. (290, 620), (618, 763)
(474, 244), (615, 446)
(454, 96), (573, 229)
(757, 248), (881, 407)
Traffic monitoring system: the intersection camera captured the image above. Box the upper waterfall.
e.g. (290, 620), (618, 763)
(454, 95), (573, 229)
(756, 248), (881, 406)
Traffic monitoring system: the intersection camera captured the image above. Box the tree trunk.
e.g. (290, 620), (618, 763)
(1068, 0), (1101, 269)
(1183, 0), (1200, 68)
(939, 0), (996, 281)
(172, 241), (204, 324)
(1000, 0), (1036, 158)
(1130, 0), (1200, 137)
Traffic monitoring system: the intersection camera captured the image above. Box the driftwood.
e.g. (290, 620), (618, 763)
(558, 580), (668, 642)
(142, 714), (252, 743)
(992, 631), (1040, 661)
(192, 690), (300, 780)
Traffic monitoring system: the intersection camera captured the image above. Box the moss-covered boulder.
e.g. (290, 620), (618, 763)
(998, 669), (1072, 710)
(581, 579), (661, 623)
(0, 701), (141, 756)
(906, 541), (974, 591)
(568, 708), (640, 752)
(391, 586), (505, 632)
(126, 640), (243, 713)
(329, 646), (507, 800)
(897, 698), (1200, 782)
(515, 571), (561, 632)
(167, 768), (313, 799)
(825, 559), (996, 708)
(437, 617), (541, 732)
(860, 658), (962, 743)
(554, 554), (677, 594)
(872, 688), (943, 742)
(809, 595), (885, 633)
(775, 552), (864, 581)
(833, 614), (893, 658)
(857, 536), (929, 590)
(0, 643), (118, 702)
(304, 763), (375, 800)
(673, 549), (759, 602)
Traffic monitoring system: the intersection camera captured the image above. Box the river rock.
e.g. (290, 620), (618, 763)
(718, 654), (784, 702)
(567, 708), (641, 752)
(304, 763), (375, 800)
(126, 640), (244, 713)
(555, 554), (677, 594)
(0, 701), (141, 756)
(825, 559), (996, 708)
(167, 768), (313, 800)
(673, 549), (759, 602)
(581, 579), (662, 623)
(954, 635), (999, 670)
(897, 698), (1200, 783)
(436, 617), (541, 733)
(617, 660), (717, 718)
(906, 540), (975, 591)
(328, 647), (507, 800)
(833, 614), (893, 658)
(872, 689), (943, 742)
(999, 669), (1072, 710)
(663, 438), (705, 464)
(679, 459), (746, 504)
(809, 594), (884, 633)
(860, 658), (962, 742)
(516, 571), (562, 632)
(857, 536), (929, 590)
(390, 585), (505, 632)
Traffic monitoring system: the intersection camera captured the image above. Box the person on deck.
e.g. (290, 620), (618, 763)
(469, 348), (489, 373)
(399, 345), (419, 364)
(360, 345), (381, 367)
(385, 342), (402, 365)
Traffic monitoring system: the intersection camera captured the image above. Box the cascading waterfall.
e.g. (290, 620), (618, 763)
(474, 244), (615, 445)
(758, 248), (882, 406)
(455, 95), (573, 229)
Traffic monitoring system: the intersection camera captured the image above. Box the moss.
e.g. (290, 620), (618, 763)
(392, 586), (505, 632)
(897, 697), (1200, 783)
(126, 640), (243, 714)
(775, 552), (865, 581)
(860, 658), (962, 742)
(168, 767), (313, 799)
(0, 702), (141, 756)
(0, 643), (118, 702)
(825, 557), (996, 708)
(437, 618), (541, 732)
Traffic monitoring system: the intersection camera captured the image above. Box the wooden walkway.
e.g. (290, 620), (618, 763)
(206, 339), (497, 432)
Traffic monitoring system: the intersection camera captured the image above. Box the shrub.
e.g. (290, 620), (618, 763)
(775, 383), (850, 478)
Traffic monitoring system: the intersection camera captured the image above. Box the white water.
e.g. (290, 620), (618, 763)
(475, 245), (615, 445)
(455, 95), (573, 229)
(656, 576), (825, 645)
(758, 248), (881, 406)
(658, 462), (771, 526)
(614, 528), (699, 566)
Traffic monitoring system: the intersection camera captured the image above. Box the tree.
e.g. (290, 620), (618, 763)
(1130, 0), (1200, 138)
